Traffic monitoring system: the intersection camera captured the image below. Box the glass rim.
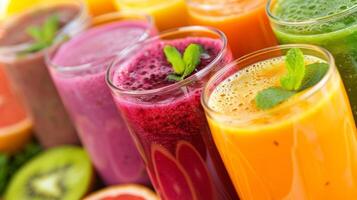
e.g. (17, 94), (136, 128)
(46, 11), (154, 73)
(0, 0), (87, 56)
(266, 0), (357, 26)
(201, 44), (335, 124)
(106, 25), (228, 97)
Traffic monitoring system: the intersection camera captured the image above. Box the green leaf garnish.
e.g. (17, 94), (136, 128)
(280, 48), (305, 91)
(21, 15), (60, 54)
(300, 63), (329, 91)
(164, 43), (203, 81)
(255, 87), (296, 110)
(255, 48), (329, 110)
(164, 45), (186, 75)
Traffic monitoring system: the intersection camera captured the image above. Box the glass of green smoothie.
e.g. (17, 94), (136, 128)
(267, 0), (357, 122)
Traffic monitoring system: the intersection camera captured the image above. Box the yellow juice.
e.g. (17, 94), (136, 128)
(203, 47), (357, 199)
(114, 0), (188, 30)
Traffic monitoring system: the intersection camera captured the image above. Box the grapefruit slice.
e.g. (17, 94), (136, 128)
(0, 68), (32, 154)
(84, 184), (158, 200)
(151, 144), (197, 200)
(176, 141), (215, 200)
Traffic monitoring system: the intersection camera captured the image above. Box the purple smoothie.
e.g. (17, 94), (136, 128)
(111, 37), (238, 200)
(48, 20), (153, 185)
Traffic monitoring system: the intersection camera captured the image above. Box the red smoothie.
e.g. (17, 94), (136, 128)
(48, 14), (154, 185)
(0, 2), (87, 147)
(108, 30), (239, 200)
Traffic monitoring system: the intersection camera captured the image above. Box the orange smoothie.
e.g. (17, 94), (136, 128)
(202, 46), (357, 200)
(114, 0), (188, 30)
(187, 0), (277, 58)
(85, 0), (116, 16)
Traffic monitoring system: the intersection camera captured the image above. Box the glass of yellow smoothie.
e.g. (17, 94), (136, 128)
(202, 44), (357, 200)
(114, 0), (188, 30)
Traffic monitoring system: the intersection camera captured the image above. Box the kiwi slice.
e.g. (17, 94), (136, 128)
(5, 146), (93, 200)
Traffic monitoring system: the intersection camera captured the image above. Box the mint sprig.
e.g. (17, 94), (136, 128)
(164, 44), (203, 81)
(21, 15), (60, 54)
(255, 48), (329, 110)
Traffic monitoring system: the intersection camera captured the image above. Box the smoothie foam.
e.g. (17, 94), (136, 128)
(50, 20), (151, 185)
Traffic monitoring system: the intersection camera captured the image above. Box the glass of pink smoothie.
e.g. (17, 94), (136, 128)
(46, 12), (155, 185)
(107, 26), (239, 200)
(0, 0), (88, 147)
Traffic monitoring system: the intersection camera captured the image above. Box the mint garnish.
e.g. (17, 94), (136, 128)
(21, 15), (60, 54)
(255, 87), (296, 110)
(280, 48), (305, 90)
(255, 48), (329, 110)
(164, 43), (203, 81)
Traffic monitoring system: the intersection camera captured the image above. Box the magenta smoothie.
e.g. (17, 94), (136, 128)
(109, 31), (239, 200)
(48, 17), (153, 185)
(0, 2), (86, 147)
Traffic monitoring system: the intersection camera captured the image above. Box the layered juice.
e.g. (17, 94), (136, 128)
(0, 2), (86, 147)
(187, 0), (277, 58)
(203, 46), (357, 200)
(48, 17), (153, 185)
(114, 0), (188, 30)
(268, 0), (357, 122)
(109, 33), (238, 199)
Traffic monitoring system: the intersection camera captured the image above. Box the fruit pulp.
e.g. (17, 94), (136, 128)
(50, 21), (153, 185)
(111, 37), (238, 200)
(114, 0), (188, 31)
(187, 0), (277, 58)
(206, 55), (357, 199)
(0, 4), (80, 147)
(270, 0), (357, 123)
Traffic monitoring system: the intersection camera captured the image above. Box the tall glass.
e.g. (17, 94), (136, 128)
(114, 0), (188, 31)
(202, 45), (357, 200)
(187, 0), (277, 58)
(47, 12), (155, 185)
(267, 0), (357, 123)
(0, 0), (88, 147)
(107, 26), (239, 200)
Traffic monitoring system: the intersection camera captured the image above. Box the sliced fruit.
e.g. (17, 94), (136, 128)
(151, 144), (197, 200)
(4, 146), (93, 200)
(84, 184), (158, 200)
(0, 68), (32, 154)
(176, 141), (215, 200)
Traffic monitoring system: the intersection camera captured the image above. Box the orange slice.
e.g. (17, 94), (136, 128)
(0, 67), (32, 154)
(84, 184), (158, 200)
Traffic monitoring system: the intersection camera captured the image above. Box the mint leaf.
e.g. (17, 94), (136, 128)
(26, 26), (43, 42)
(300, 63), (329, 91)
(21, 15), (60, 54)
(0, 154), (9, 195)
(167, 74), (182, 82)
(43, 15), (59, 45)
(164, 45), (185, 75)
(281, 48), (305, 91)
(255, 87), (296, 110)
(182, 44), (203, 79)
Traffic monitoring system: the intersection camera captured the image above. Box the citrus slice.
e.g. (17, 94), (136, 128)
(176, 141), (214, 200)
(151, 144), (197, 200)
(0, 67), (32, 154)
(84, 184), (158, 200)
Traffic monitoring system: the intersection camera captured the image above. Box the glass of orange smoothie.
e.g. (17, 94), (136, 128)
(186, 0), (277, 58)
(114, 0), (188, 30)
(202, 44), (357, 200)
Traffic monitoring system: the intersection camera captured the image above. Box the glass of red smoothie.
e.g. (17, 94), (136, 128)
(0, 0), (89, 147)
(107, 26), (239, 200)
(46, 12), (156, 185)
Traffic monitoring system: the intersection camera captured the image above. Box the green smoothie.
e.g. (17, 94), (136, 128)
(268, 0), (357, 121)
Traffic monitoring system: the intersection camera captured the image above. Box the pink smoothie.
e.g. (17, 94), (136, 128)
(111, 37), (238, 199)
(49, 20), (153, 185)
